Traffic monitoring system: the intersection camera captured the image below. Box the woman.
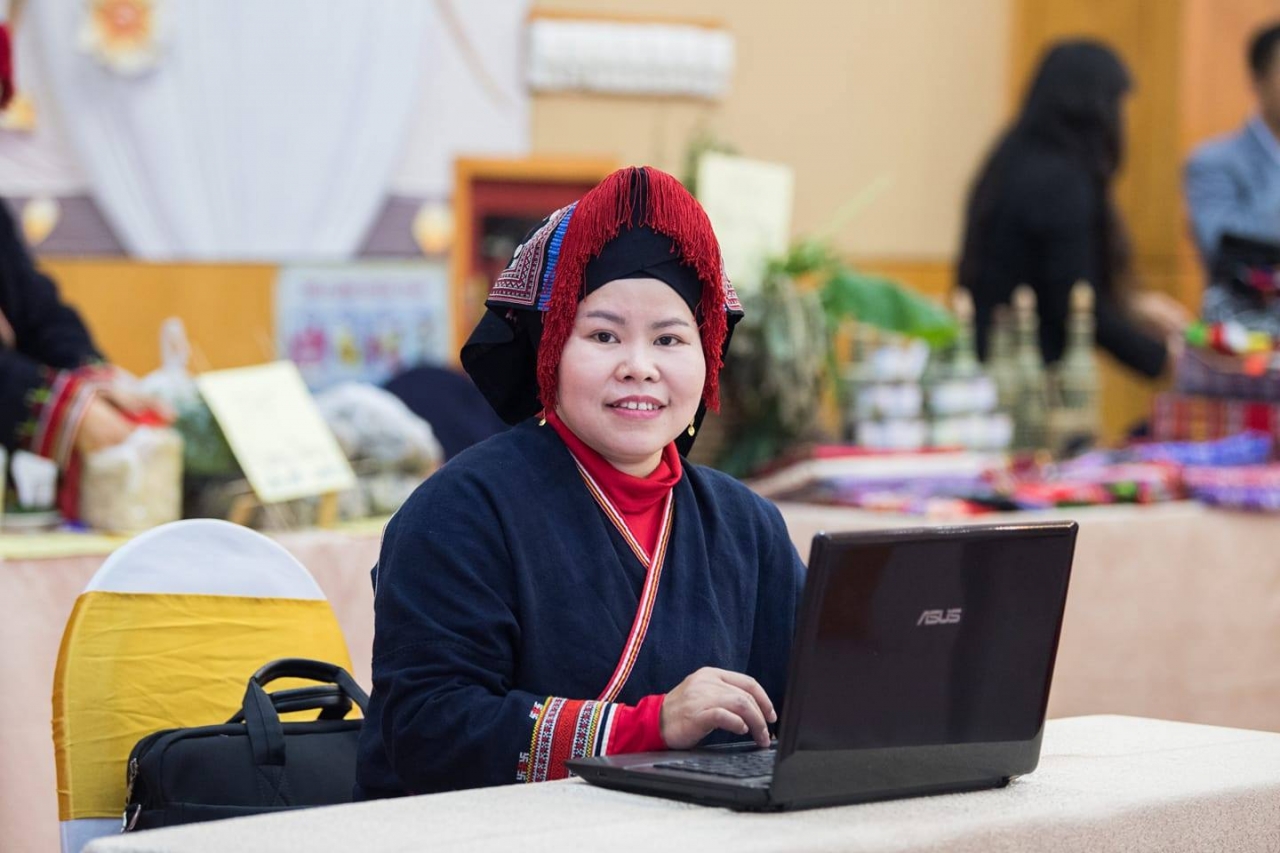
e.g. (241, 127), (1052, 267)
(355, 167), (806, 798)
(959, 40), (1188, 377)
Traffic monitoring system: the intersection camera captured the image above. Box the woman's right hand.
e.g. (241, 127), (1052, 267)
(74, 396), (136, 456)
(660, 667), (777, 749)
(1130, 290), (1192, 337)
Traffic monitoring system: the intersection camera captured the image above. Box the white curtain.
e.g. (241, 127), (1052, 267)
(389, 0), (530, 199)
(27, 0), (428, 260)
(0, 16), (88, 196)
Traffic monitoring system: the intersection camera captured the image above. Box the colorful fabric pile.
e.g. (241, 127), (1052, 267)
(1182, 464), (1280, 511)
(756, 432), (1280, 516)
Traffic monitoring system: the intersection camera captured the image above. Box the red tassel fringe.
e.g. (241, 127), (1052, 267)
(536, 167), (729, 415)
(0, 25), (14, 110)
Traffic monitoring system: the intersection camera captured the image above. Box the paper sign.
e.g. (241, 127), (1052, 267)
(696, 152), (794, 295)
(196, 362), (357, 504)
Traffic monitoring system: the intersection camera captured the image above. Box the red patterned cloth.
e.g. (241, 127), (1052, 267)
(22, 364), (114, 521)
(1152, 392), (1280, 443)
(25, 365), (111, 469)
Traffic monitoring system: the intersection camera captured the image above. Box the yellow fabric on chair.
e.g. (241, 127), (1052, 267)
(53, 592), (352, 821)
(51, 519), (355, 853)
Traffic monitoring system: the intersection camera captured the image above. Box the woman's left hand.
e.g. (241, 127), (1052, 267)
(659, 667), (777, 750)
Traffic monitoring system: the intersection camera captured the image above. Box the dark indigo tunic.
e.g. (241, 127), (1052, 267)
(355, 419), (805, 797)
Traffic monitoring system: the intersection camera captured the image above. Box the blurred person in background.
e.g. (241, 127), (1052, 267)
(959, 40), (1190, 379)
(0, 198), (170, 474)
(1185, 21), (1280, 333)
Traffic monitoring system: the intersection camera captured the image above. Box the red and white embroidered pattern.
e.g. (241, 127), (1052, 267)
(522, 697), (615, 783)
(572, 458), (675, 703)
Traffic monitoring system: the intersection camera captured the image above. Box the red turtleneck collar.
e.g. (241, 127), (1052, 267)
(546, 410), (682, 557)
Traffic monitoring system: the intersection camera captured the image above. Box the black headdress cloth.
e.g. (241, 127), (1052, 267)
(460, 166), (744, 456)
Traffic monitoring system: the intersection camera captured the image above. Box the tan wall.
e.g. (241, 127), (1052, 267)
(44, 259), (276, 377)
(44, 0), (1014, 376)
(1182, 0), (1280, 150)
(530, 0), (1012, 263)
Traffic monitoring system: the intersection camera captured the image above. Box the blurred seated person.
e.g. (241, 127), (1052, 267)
(382, 364), (507, 461)
(1185, 21), (1280, 334)
(959, 40), (1189, 379)
(0, 199), (169, 478)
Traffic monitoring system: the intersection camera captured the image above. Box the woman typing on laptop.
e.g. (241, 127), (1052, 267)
(354, 167), (806, 798)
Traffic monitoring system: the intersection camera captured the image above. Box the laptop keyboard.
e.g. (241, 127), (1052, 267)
(652, 749), (777, 779)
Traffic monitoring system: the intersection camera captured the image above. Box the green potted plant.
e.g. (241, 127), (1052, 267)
(716, 239), (956, 477)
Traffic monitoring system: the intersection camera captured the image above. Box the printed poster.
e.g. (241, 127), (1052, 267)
(275, 262), (451, 390)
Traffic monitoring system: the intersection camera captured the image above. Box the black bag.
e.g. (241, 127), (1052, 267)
(123, 658), (368, 832)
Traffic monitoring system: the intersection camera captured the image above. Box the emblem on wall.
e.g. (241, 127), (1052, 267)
(78, 0), (163, 75)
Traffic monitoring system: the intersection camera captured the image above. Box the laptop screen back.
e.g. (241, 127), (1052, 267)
(783, 524), (1076, 753)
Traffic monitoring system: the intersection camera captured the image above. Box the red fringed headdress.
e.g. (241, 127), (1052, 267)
(535, 166), (737, 414)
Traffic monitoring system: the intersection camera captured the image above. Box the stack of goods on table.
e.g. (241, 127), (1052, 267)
(750, 432), (1279, 517)
(1029, 432), (1280, 512)
(1151, 234), (1280, 509)
(748, 444), (1008, 518)
(842, 289), (1012, 453)
(841, 282), (1100, 459)
(1154, 320), (1280, 445)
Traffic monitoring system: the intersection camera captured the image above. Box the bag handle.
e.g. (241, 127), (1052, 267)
(237, 659), (369, 777)
(249, 657), (370, 713)
(225, 685), (352, 724)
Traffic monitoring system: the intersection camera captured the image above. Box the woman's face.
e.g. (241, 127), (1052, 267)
(556, 277), (705, 476)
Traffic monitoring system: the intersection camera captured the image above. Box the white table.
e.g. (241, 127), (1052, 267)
(9, 503), (1280, 853)
(85, 716), (1280, 853)
(774, 501), (1280, 730)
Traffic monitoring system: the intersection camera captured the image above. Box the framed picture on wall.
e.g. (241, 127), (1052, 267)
(451, 156), (617, 356)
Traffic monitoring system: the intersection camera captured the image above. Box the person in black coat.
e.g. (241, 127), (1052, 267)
(958, 40), (1189, 378)
(0, 199), (167, 471)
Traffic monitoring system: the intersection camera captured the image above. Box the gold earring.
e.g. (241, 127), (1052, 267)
(687, 421), (696, 437)
(538, 409), (547, 426)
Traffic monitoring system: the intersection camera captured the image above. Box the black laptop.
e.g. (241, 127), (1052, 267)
(568, 522), (1078, 811)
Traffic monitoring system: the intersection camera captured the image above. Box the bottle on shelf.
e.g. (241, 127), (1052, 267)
(987, 303), (1019, 415)
(842, 321), (871, 442)
(948, 288), (981, 381)
(1048, 280), (1100, 452)
(1012, 285), (1048, 452)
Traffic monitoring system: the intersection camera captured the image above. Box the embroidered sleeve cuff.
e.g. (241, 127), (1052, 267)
(23, 367), (101, 469)
(604, 694), (667, 755)
(518, 697), (617, 784)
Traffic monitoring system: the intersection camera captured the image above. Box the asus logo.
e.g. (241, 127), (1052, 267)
(917, 608), (962, 626)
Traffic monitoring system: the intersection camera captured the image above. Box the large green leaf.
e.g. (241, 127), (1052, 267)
(820, 269), (956, 347)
